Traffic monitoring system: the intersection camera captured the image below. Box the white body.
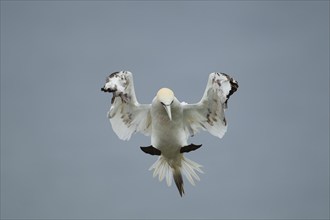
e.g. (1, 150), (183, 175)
(151, 97), (185, 158)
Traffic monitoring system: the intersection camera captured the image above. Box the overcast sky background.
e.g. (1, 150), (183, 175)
(1, 1), (329, 219)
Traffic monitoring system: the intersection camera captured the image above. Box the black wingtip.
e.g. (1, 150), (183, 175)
(101, 87), (116, 93)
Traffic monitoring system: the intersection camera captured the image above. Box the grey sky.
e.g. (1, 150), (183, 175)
(1, 1), (329, 219)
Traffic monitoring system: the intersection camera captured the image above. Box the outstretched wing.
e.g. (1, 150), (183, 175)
(182, 72), (238, 139)
(101, 71), (151, 140)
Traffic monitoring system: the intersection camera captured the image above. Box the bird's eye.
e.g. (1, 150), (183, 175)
(170, 100), (174, 105)
(161, 102), (165, 106)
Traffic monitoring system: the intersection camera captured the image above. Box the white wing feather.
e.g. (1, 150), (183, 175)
(103, 71), (151, 141)
(182, 72), (238, 139)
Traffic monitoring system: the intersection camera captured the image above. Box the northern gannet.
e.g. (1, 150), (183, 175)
(101, 71), (238, 196)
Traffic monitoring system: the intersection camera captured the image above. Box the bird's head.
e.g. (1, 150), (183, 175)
(157, 88), (174, 120)
(101, 71), (130, 93)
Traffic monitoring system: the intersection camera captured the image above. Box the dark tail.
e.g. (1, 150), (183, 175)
(173, 168), (184, 197)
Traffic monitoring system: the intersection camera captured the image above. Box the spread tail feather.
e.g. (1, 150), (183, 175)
(149, 155), (203, 196)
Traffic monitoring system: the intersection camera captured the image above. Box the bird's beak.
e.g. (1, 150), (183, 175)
(164, 105), (172, 121)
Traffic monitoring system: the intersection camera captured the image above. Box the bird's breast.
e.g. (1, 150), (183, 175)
(150, 106), (187, 157)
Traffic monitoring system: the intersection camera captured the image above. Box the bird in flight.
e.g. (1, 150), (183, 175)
(101, 71), (238, 196)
